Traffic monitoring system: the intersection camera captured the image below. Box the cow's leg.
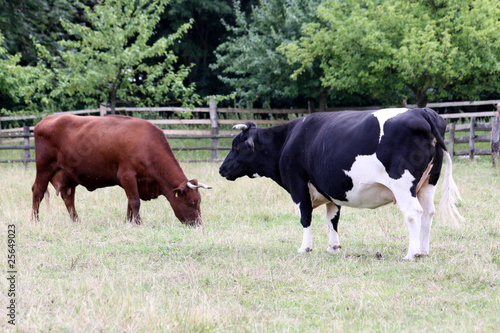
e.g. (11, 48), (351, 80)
(61, 186), (79, 221)
(127, 203), (133, 222)
(294, 193), (314, 253)
(417, 184), (436, 256)
(126, 201), (141, 224)
(298, 225), (313, 253)
(326, 203), (342, 254)
(393, 189), (424, 260)
(32, 167), (54, 221)
(118, 170), (141, 224)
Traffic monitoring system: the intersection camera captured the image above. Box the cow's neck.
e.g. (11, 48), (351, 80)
(255, 126), (286, 188)
(156, 150), (188, 200)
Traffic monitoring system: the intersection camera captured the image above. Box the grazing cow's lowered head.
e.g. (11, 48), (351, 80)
(172, 179), (211, 226)
(220, 108), (462, 260)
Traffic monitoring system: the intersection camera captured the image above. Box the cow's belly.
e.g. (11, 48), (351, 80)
(341, 154), (416, 208)
(308, 181), (393, 209)
(310, 153), (416, 209)
(52, 166), (119, 192)
(334, 183), (394, 208)
(79, 175), (119, 191)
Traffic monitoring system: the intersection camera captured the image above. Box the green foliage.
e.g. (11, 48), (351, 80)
(62, 0), (199, 112)
(0, 31), (43, 114)
(2, 0), (500, 113)
(0, 0), (79, 65)
(0, 1), (85, 113)
(281, 0), (500, 107)
(0, 32), (22, 105)
(213, 0), (323, 108)
(160, 0), (234, 97)
(26, 0), (200, 113)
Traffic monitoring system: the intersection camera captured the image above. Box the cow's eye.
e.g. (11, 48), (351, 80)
(233, 142), (245, 152)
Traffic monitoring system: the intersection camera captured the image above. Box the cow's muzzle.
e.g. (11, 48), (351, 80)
(220, 172), (236, 181)
(180, 212), (202, 227)
(219, 164), (240, 181)
(181, 218), (202, 227)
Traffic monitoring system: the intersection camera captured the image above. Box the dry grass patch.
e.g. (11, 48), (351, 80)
(0, 159), (498, 332)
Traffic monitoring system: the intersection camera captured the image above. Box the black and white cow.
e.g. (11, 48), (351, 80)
(219, 108), (461, 260)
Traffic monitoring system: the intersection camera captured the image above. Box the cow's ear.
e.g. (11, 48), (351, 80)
(173, 185), (185, 198)
(245, 121), (257, 130)
(246, 137), (255, 151)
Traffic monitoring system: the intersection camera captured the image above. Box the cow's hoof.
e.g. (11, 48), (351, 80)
(403, 252), (427, 261)
(298, 247), (313, 253)
(327, 245), (341, 254)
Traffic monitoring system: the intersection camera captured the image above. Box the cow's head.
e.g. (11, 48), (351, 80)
(171, 179), (211, 226)
(219, 121), (261, 181)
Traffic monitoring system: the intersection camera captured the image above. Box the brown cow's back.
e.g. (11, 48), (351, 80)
(34, 114), (181, 192)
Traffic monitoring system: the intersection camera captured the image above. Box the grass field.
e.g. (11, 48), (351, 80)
(0, 157), (499, 332)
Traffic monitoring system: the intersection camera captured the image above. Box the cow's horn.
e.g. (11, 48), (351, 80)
(197, 182), (212, 189)
(186, 181), (199, 189)
(187, 181), (212, 190)
(233, 124), (248, 131)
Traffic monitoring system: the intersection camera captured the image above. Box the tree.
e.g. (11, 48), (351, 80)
(0, 31), (43, 114)
(213, 0), (325, 109)
(0, 0), (80, 65)
(0, 31), (22, 114)
(0, 1), (85, 112)
(36, 0), (199, 113)
(158, 0), (234, 97)
(281, 0), (500, 107)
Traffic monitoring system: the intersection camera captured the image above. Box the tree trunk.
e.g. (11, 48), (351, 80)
(110, 88), (117, 114)
(415, 88), (428, 108)
(307, 100), (315, 114)
(109, 67), (122, 115)
(318, 89), (328, 112)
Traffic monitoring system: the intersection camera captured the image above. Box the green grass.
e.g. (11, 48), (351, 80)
(0, 158), (499, 332)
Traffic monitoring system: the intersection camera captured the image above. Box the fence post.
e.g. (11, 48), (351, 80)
(307, 101), (315, 114)
(23, 125), (31, 168)
(492, 116), (500, 167)
(209, 99), (219, 161)
(100, 104), (107, 117)
(469, 117), (476, 160)
(448, 122), (455, 157)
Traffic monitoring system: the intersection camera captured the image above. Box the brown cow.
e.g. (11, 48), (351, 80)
(31, 114), (211, 225)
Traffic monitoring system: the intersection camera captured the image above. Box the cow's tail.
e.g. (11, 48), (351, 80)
(421, 108), (463, 225)
(438, 151), (463, 226)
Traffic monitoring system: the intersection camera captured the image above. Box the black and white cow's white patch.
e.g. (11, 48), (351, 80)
(219, 108), (461, 260)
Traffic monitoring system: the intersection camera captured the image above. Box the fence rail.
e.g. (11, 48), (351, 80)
(1, 101), (500, 167)
(0, 125), (34, 166)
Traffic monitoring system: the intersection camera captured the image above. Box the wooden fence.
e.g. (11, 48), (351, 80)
(443, 113), (498, 159)
(1, 100), (500, 167)
(0, 125), (34, 166)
